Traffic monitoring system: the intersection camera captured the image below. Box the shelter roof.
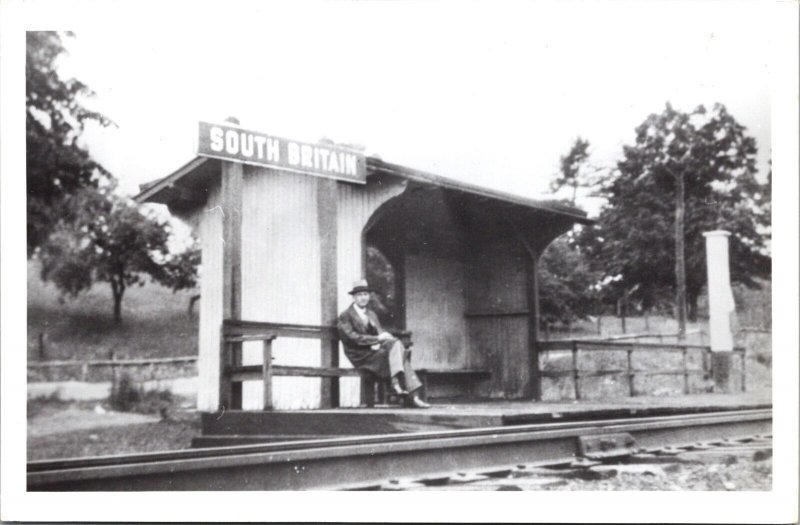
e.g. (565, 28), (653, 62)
(135, 155), (593, 225)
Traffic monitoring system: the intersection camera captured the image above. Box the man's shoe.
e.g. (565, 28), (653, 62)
(390, 376), (408, 396)
(406, 394), (431, 409)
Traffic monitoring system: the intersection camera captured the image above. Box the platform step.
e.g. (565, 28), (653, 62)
(200, 410), (504, 438)
(192, 434), (350, 447)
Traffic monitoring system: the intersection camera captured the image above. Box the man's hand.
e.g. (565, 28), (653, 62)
(377, 332), (394, 342)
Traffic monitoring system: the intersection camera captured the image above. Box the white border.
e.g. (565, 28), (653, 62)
(2, 0), (797, 522)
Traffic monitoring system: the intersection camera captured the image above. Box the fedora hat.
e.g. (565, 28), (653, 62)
(348, 279), (372, 295)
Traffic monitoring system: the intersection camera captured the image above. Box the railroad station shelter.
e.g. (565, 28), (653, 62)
(137, 122), (592, 412)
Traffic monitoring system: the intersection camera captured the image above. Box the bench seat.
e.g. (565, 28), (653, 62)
(416, 368), (491, 400)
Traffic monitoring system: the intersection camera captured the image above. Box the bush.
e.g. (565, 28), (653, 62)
(109, 372), (140, 411)
(109, 372), (174, 416)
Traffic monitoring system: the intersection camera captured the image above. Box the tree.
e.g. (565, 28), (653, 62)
(580, 103), (771, 333)
(538, 236), (602, 327)
(38, 186), (200, 323)
(551, 137), (591, 205)
(27, 31), (112, 255)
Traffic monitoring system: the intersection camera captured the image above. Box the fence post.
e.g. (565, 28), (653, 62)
(81, 362), (89, 382)
(38, 332), (47, 361)
(627, 348), (635, 397)
(110, 350), (118, 392)
(262, 337), (274, 410)
(682, 347), (690, 394)
(740, 348), (747, 392)
(571, 341), (581, 400)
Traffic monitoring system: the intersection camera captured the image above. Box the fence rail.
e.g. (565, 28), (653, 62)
(592, 328), (704, 343)
(537, 339), (746, 399)
(738, 326), (771, 334)
(28, 356), (197, 383)
(28, 356), (197, 368)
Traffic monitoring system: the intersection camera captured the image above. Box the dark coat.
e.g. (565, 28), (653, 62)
(337, 304), (392, 376)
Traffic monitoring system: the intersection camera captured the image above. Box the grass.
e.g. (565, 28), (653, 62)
(28, 259), (198, 362)
(27, 402), (200, 461)
(27, 393), (200, 460)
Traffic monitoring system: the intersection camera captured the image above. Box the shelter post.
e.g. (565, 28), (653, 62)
(318, 178), (339, 408)
(526, 249), (543, 401)
(220, 160), (244, 410)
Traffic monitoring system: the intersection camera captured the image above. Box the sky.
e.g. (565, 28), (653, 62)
(51, 0), (774, 215)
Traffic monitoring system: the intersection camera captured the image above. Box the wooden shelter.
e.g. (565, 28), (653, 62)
(137, 131), (591, 412)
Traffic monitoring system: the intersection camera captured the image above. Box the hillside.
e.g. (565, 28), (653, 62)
(28, 260), (198, 362)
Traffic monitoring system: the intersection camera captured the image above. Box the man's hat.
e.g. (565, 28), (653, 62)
(348, 279), (372, 295)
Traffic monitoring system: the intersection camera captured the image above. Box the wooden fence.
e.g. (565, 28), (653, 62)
(28, 356), (197, 382)
(537, 339), (746, 400)
(592, 328), (705, 344)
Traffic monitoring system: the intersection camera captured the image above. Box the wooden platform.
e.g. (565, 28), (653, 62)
(193, 392), (772, 447)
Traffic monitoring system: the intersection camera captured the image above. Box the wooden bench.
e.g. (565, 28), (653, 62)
(221, 320), (413, 409)
(416, 368), (491, 400)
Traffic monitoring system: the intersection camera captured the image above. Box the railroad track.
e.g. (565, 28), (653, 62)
(366, 434), (773, 491)
(28, 408), (771, 491)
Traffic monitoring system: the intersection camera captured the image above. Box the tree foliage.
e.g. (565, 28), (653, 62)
(38, 186), (200, 323)
(579, 103), (771, 319)
(538, 236), (602, 325)
(550, 137), (592, 205)
(27, 31), (112, 254)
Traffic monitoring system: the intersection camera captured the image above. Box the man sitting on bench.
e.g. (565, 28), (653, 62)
(337, 279), (430, 409)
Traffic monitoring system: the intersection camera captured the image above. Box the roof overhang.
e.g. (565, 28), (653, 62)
(135, 155), (594, 226)
(136, 156), (218, 213)
(367, 158), (593, 226)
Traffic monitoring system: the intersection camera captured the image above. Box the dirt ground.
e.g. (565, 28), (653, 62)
(416, 457), (773, 491)
(542, 457), (772, 491)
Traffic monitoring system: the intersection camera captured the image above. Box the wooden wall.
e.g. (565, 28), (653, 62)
(240, 167), (323, 410)
(405, 254), (468, 369)
(192, 168), (406, 410)
(465, 237), (530, 398)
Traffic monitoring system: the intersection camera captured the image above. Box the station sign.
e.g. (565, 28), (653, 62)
(197, 121), (366, 184)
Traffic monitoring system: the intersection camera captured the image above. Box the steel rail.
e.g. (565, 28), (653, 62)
(28, 408), (768, 471)
(28, 408), (771, 491)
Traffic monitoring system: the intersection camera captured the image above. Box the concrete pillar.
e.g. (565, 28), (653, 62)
(703, 230), (736, 393)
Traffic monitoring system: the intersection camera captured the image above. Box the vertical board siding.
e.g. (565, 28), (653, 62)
(195, 171), (405, 410)
(467, 316), (528, 398)
(466, 238), (527, 312)
(336, 178), (407, 406)
(197, 182), (223, 412)
(240, 167), (322, 410)
(466, 238), (530, 398)
(405, 254), (467, 369)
